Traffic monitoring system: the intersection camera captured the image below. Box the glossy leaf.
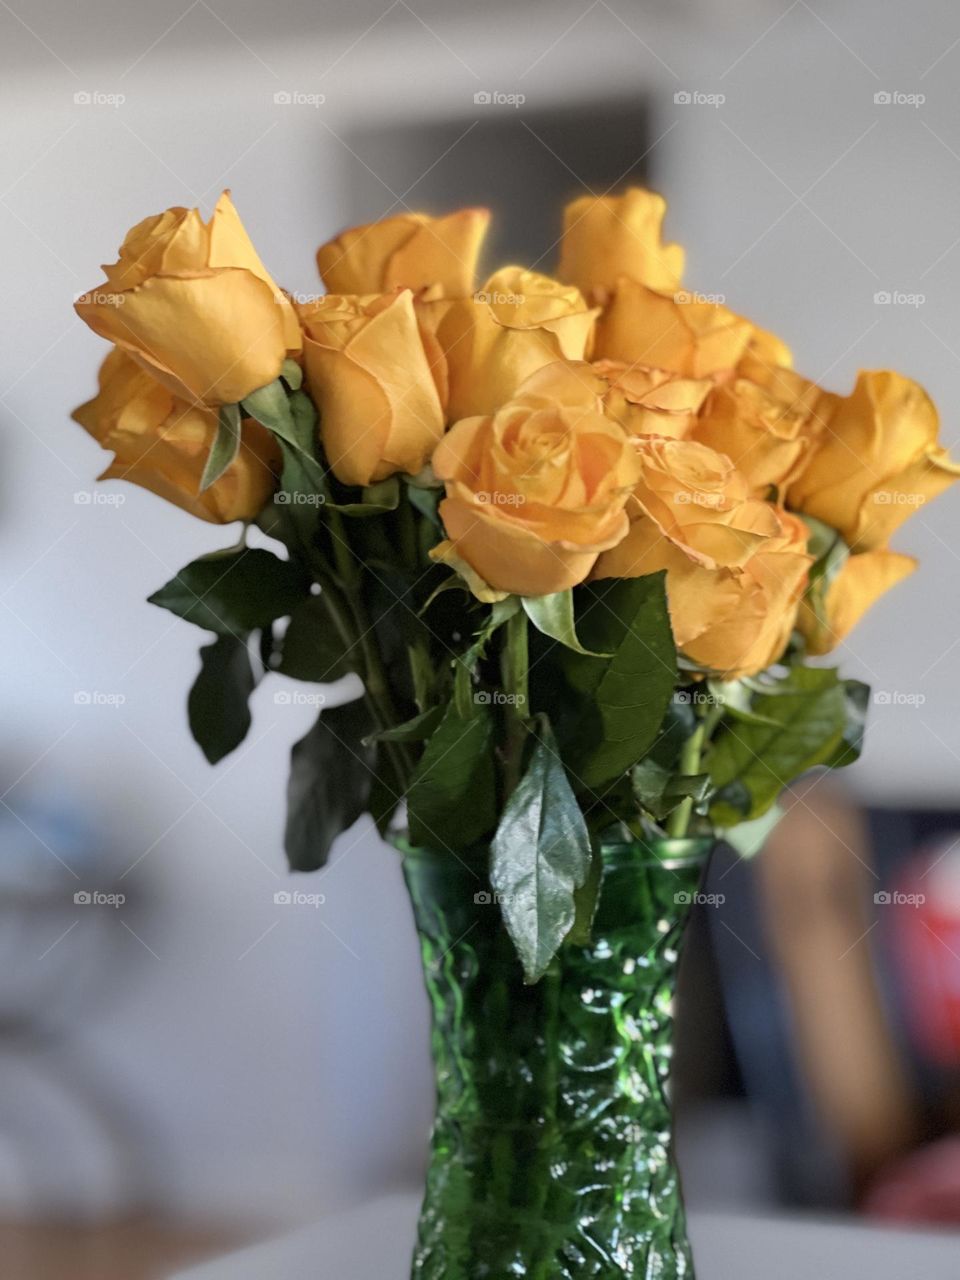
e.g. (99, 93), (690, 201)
(522, 590), (609, 657)
(490, 719), (591, 982)
(707, 666), (868, 825)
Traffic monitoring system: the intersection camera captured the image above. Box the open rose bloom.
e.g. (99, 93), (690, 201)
(71, 182), (958, 1280)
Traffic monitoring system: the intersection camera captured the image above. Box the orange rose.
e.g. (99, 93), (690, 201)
(431, 370), (639, 596)
(788, 370), (960, 550)
(316, 208), (490, 297)
(72, 348), (279, 523)
(591, 360), (712, 438)
(593, 280), (753, 377)
(436, 267), (598, 420)
(75, 192), (300, 407)
(557, 188), (685, 295)
(798, 547), (917, 655)
(593, 439), (810, 677)
(298, 290), (445, 487)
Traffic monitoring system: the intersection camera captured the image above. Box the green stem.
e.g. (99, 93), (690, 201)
(666, 722), (705, 839)
(500, 608), (529, 798)
(325, 510), (413, 793)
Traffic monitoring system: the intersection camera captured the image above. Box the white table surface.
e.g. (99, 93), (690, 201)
(173, 1190), (960, 1279)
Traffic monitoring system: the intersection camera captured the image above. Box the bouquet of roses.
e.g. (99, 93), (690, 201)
(72, 188), (957, 982)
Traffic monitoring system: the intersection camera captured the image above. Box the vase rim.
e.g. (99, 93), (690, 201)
(393, 831), (712, 872)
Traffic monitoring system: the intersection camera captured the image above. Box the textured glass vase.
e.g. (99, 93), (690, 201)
(401, 833), (710, 1279)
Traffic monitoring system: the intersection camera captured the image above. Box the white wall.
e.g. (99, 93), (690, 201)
(2, 0), (959, 1222)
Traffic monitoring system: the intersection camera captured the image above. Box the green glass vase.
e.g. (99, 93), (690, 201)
(401, 833), (710, 1279)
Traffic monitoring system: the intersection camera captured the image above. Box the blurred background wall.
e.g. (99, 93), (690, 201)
(2, 0), (960, 1250)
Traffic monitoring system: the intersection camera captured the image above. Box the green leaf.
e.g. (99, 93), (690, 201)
(284, 699), (374, 872)
(187, 634), (256, 764)
(405, 483), (441, 528)
(566, 844), (603, 947)
(490, 718), (592, 982)
(278, 595), (354, 682)
(148, 548), (309, 635)
(707, 666), (866, 826)
(562, 574), (677, 790)
(326, 477), (400, 516)
(406, 702), (496, 849)
(632, 757), (712, 822)
(200, 403), (242, 491)
(241, 378), (296, 437)
(522, 590), (609, 657)
(365, 705), (442, 745)
(280, 358), (303, 391)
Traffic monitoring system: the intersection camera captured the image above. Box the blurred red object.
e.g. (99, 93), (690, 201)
(864, 1137), (960, 1224)
(890, 838), (960, 1068)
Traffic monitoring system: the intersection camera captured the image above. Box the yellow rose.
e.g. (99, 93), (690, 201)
(431, 373), (640, 596)
(614, 436), (781, 569)
(557, 188), (685, 295)
(594, 491), (810, 678)
(75, 192), (300, 408)
(316, 208), (490, 297)
(594, 280), (753, 377)
(72, 348), (280, 523)
(787, 370), (960, 550)
(298, 290), (445, 487)
(593, 359), (712, 438)
(690, 371), (822, 495)
(798, 548), (916, 655)
(436, 266), (598, 420)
